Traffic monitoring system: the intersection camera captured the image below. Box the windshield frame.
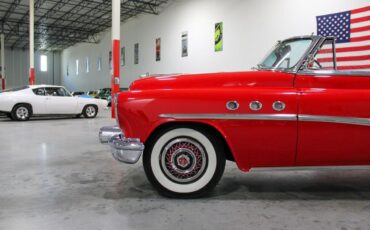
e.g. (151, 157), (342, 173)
(257, 36), (323, 73)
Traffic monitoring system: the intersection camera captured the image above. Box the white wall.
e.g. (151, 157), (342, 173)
(61, 0), (370, 91)
(2, 49), (61, 88)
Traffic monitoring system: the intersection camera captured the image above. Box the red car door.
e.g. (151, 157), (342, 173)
(296, 70), (370, 165)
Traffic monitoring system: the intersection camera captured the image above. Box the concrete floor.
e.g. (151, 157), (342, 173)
(1, 110), (370, 230)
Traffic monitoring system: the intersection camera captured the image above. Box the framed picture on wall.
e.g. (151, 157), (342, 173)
(182, 31), (188, 57)
(215, 22), (223, 52)
(156, 38), (161, 61)
(109, 51), (112, 70)
(134, 43), (139, 65)
(120, 47), (125, 66)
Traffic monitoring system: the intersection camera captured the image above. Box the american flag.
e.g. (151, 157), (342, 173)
(316, 6), (370, 71)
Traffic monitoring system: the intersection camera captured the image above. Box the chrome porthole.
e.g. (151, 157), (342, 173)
(226, 101), (239, 111)
(160, 138), (207, 184)
(272, 101), (286, 112)
(249, 101), (262, 111)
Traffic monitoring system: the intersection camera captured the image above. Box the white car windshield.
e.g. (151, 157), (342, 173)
(258, 38), (312, 70)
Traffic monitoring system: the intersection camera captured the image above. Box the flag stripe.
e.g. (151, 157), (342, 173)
(319, 51), (370, 58)
(317, 6), (370, 71)
(336, 40), (370, 48)
(338, 64), (370, 70)
(351, 25), (370, 33)
(351, 35), (370, 42)
(322, 65), (370, 70)
(351, 20), (370, 29)
(319, 45), (370, 54)
(351, 6), (370, 14)
(318, 54), (370, 62)
(351, 30), (370, 38)
(351, 15), (370, 24)
(319, 60), (370, 66)
(351, 10), (370, 19)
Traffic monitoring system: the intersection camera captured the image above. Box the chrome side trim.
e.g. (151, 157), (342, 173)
(160, 114), (297, 121)
(298, 70), (370, 77)
(159, 113), (370, 127)
(299, 115), (370, 127)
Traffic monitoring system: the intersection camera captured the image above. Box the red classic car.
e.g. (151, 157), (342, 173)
(99, 35), (370, 198)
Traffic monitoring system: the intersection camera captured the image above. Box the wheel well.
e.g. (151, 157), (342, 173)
(145, 122), (235, 162)
(12, 103), (33, 115)
(83, 104), (98, 112)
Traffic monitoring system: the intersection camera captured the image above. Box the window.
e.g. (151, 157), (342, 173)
(86, 57), (90, 73)
(97, 57), (102, 71)
(32, 88), (45, 96)
(310, 39), (336, 70)
(259, 39), (312, 70)
(76, 59), (79, 75)
(40, 55), (47, 72)
(45, 87), (71, 97)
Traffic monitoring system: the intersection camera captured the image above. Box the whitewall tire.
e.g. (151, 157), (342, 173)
(143, 126), (226, 198)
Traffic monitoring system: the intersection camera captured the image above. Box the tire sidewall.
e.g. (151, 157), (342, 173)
(12, 104), (31, 121)
(143, 126), (226, 198)
(83, 105), (98, 118)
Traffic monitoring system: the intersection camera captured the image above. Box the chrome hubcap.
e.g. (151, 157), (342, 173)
(160, 138), (207, 184)
(86, 106), (96, 117)
(16, 107), (29, 120)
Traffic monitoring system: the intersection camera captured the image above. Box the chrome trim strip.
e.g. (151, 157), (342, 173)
(160, 114), (297, 121)
(160, 113), (370, 127)
(299, 115), (370, 127)
(298, 70), (370, 77)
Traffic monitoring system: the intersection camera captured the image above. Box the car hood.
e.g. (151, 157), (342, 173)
(129, 71), (294, 91)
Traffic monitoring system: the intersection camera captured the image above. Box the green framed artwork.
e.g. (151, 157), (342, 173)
(215, 22), (223, 52)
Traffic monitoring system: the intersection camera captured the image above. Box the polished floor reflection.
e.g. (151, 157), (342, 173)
(1, 110), (370, 230)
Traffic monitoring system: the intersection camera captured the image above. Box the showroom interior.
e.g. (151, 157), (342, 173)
(1, 0), (370, 229)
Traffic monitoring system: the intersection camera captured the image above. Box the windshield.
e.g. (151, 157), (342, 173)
(258, 38), (312, 71)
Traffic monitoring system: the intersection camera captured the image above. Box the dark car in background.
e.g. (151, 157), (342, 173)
(71, 91), (86, 96)
(95, 88), (127, 107)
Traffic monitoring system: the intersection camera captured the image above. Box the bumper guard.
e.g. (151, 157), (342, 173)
(99, 126), (144, 164)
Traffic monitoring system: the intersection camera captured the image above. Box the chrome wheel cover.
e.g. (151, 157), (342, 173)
(85, 106), (96, 117)
(160, 137), (207, 184)
(16, 107), (29, 120)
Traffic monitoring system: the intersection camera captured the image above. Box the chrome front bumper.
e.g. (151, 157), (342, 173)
(99, 126), (144, 164)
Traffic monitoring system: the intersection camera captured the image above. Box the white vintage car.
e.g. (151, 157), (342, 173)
(0, 85), (108, 121)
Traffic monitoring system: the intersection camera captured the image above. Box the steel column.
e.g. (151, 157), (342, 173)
(1, 33), (5, 90)
(29, 0), (35, 85)
(111, 0), (120, 118)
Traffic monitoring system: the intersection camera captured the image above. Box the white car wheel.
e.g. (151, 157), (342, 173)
(83, 105), (98, 118)
(143, 127), (226, 198)
(11, 104), (32, 121)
